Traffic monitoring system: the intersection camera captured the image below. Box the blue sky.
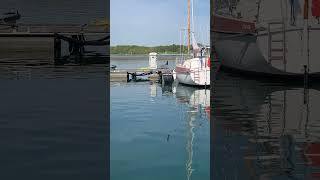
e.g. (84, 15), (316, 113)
(111, 0), (210, 46)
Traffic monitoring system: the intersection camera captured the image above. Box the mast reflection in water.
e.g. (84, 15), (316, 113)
(111, 82), (210, 180)
(212, 72), (320, 180)
(173, 84), (210, 180)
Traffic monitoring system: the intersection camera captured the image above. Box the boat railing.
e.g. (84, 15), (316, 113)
(267, 21), (287, 71)
(176, 56), (186, 65)
(257, 19), (320, 36)
(257, 27), (302, 36)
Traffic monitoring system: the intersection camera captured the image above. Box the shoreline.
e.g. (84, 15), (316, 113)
(111, 54), (148, 57)
(111, 54), (180, 60)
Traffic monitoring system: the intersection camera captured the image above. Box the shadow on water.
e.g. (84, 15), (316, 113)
(212, 71), (320, 180)
(0, 58), (108, 179)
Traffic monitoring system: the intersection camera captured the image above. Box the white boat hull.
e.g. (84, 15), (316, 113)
(176, 70), (210, 86)
(213, 32), (292, 75)
(212, 15), (320, 76)
(213, 32), (314, 76)
(175, 57), (210, 86)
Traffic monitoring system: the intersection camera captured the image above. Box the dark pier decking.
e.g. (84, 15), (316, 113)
(111, 68), (174, 84)
(0, 24), (109, 64)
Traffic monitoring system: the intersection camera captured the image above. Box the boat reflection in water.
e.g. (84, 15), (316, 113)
(173, 84), (210, 120)
(111, 81), (209, 180)
(165, 83), (210, 180)
(212, 72), (320, 179)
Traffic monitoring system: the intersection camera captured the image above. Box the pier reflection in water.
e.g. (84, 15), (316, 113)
(0, 62), (108, 179)
(111, 82), (209, 180)
(212, 72), (320, 180)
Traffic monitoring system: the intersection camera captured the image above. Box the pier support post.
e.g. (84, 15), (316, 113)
(79, 34), (85, 56)
(54, 34), (62, 65)
(127, 72), (130, 82)
(132, 73), (137, 81)
(304, 65), (309, 89)
(78, 34), (85, 61)
(68, 34), (85, 63)
(158, 71), (162, 84)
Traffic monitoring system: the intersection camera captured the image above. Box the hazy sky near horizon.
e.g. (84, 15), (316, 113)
(111, 0), (210, 46)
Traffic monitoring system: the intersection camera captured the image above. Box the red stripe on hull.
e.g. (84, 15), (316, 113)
(312, 0), (320, 17)
(175, 66), (190, 73)
(212, 14), (256, 34)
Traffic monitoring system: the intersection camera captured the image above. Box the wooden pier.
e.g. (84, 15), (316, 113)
(0, 24), (109, 64)
(111, 68), (173, 84)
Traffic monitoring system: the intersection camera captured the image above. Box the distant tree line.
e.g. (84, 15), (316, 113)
(111, 44), (192, 55)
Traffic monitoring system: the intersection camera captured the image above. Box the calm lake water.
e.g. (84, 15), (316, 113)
(0, 65), (108, 179)
(0, 0), (108, 24)
(110, 58), (210, 180)
(0, 0), (108, 179)
(212, 71), (320, 180)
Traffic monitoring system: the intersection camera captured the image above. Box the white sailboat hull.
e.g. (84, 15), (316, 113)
(214, 31), (320, 76)
(176, 69), (210, 86)
(213, 32), (290, 75)
(212, 12), (320, 77)
(175, 57), (210, 86)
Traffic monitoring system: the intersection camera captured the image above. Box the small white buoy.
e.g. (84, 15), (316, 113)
(149, 52), (157, 70)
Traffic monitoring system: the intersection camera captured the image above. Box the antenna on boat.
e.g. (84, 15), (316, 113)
(188, 0), (191, 56)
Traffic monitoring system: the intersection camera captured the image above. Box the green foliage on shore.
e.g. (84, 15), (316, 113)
(111, 44), (190, 55)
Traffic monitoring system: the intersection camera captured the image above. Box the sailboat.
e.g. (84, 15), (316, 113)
(175, 0), (210, 86)
(212, 0), (320, 77)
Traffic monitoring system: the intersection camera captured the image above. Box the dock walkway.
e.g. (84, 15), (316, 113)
(111, 68), (173, 83)
(0, 23), (109, 64)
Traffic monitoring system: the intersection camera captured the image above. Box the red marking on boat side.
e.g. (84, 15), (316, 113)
(175, 66), (191, 73)
(211, 14), (256, 34)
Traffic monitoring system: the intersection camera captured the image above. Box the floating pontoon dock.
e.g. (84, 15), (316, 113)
(111, 68), (173, 84)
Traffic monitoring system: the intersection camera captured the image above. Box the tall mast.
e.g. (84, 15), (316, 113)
(188, 0), (191, 55)
(304, 0), (309, 19)
(303, 0), (310, 70)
